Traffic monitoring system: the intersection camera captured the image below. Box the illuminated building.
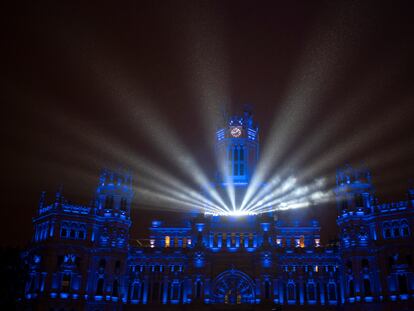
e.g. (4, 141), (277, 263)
(24, 109), (414, 310)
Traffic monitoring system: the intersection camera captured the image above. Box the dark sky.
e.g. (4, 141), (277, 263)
(3, 1), (414, 247)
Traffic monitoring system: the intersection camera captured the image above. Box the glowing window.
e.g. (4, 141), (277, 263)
(314, 265), (318, 272)
(299, 235), (305, 248)
(276, 238), (281, 246)
(248, 233), (253, 247)
(315, 239), (320, 247)
(231, 233), (236, 246)
(165, 236), (170, 248)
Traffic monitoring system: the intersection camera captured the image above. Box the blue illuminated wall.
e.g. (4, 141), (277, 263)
(23, 110), (414, 310)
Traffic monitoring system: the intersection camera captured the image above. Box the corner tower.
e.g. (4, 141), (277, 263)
(215, 107), (259, 186)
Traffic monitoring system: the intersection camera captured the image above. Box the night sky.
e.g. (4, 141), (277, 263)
(3, 1), (414, 247)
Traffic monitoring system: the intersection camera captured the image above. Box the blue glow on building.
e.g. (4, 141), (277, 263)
(23, 109), (414, 310)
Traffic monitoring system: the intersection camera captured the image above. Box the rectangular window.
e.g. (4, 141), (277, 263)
(165, 236), (170, 247)
(234, 148), (238, 161)
(239, 164), (244, 176)
(239, 148), (244, 161)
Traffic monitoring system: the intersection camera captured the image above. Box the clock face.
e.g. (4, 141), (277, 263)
(230, 126), (242, 137)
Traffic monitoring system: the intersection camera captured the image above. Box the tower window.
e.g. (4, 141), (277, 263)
(234, 163), (238, 176)
(233, 148), (238, 161)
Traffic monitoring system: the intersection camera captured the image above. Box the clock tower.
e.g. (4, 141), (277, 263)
(215, 107), (259, 187)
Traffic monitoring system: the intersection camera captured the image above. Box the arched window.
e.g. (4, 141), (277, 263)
(383, 223), (391, 238)
(363, 278), (371, 296)
(264, 280), (271, 299)
(120, 198), (127, 211)
(287, 282), (295, 301)
(78, 230), (85, 239)
(392, 221), (400, 237)
(398, 274), (408, 294)
(131, 282), (139, 300)
(348, 279), (355, 297)
(401, 220), (410, 237)
(361, 258), (369, 269)
(99, 259), (106, 270)
(105, 196), (114, 209)
(61, 227), (67, 238)
(328, 283), (336, 301)
(69, 229), (76, 238)
(346, 260), (353, 273)
(96, 278), (104, 295)
(112, 279), (119, 297)
(341, 199), (348, 211)
(355, 194), (364, 207)
(61, 273), (71, 292)
(114, 260), (121, 273)
(307, 282), (316, 301)
(195, 280), (202, 299)
(151, 282), (159, 302)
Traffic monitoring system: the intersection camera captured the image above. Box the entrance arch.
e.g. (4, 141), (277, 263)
(212, 269), (256, 304)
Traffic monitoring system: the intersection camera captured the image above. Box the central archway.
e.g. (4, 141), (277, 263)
(212, 269), (256, 304)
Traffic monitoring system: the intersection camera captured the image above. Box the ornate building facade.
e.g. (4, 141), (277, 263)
(24, 110), (414, 310)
